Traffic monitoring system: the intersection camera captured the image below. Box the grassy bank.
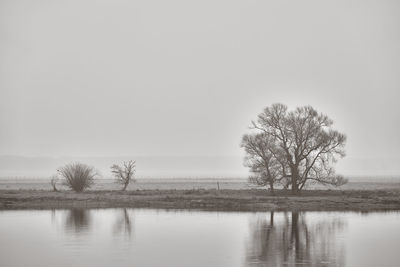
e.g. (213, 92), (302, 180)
(1, 189), (400, 211)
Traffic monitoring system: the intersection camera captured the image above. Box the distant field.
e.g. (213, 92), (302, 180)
(1, 177), (400, 191)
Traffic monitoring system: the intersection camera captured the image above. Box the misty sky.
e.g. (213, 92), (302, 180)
(1, 0), (399, 175)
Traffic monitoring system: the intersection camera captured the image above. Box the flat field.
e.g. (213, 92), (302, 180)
(1, 177), (400, 191)
(1, 177), (400, 211)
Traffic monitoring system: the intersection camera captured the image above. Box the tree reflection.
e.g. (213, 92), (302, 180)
(113, 208), (134, 238)
(64, 208), (91, 234)
(59, 208), (134, 238)
(246, 212), (346, 266)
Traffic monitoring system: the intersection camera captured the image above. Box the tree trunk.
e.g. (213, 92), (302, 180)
(122, 182), (128, 191)
(291, 182), (299, 194)
(269, 180), (274, 194)
(291, 167), (299, 194)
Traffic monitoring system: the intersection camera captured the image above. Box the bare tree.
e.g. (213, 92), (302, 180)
(111, 160), (136, 191)
(243, 103), (347, 194)
(58, 162), (97, 192)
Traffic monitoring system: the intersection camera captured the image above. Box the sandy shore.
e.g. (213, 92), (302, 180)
(1, 189), (400, 211)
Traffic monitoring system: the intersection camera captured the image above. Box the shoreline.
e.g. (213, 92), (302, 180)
(1, 189), (400, 211)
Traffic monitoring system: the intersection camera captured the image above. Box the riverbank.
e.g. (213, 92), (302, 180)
(1, 189), (400, 211)
(1, 177), (400, 191)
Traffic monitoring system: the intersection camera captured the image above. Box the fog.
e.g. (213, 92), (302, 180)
(1, 0), (399, 177)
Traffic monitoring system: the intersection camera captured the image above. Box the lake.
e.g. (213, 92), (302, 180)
(0, 209), (399, 267)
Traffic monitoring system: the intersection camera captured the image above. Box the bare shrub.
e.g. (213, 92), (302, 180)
(50, 175), (59, 192)
(58, 163), (97, 192)
(111, 160), (136, 191)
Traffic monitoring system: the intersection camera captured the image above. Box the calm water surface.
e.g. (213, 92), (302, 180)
(0, 209), (399, 267)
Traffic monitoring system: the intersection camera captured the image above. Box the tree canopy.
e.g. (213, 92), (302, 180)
(241, 103), (347, 193)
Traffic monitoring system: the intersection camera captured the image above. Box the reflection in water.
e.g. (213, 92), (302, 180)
(64, 208), (91, 234)
(113, 208), (134, 238)
(246, 212), (346, 266)
(59, 208), (134, 238)
(51, 209), (56, 224)
(2, 209), (400, 267)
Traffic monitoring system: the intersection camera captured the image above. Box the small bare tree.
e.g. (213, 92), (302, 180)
(58, 163), (97, 192)
(111, 160), (136, 191)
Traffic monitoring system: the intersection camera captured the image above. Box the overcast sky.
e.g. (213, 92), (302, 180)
(1, 0), (399, 175)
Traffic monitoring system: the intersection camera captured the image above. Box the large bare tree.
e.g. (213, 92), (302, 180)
(242, 103), (347, 194)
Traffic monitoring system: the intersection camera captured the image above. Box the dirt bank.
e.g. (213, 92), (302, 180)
(1, 189), (400, 211)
